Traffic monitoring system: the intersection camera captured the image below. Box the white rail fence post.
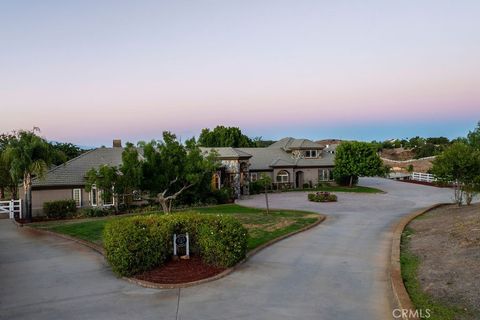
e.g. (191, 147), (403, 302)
(411, 172), (436, 183)
(0, 200), (22, 219)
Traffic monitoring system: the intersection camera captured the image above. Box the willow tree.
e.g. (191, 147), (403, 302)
(3, 129), (62, 221)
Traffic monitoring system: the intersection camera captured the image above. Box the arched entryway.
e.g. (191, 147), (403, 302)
(295, 171), (304, 188)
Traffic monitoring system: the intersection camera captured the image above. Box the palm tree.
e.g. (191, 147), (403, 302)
(3, 129), (60, 221)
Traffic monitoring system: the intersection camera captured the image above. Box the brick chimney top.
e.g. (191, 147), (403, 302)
(113, 139), (122, 148)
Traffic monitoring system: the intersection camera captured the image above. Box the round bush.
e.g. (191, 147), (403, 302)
(197, 215), (248, 268)
(103, 216), (171, 276)
(103, 213), (248, 277)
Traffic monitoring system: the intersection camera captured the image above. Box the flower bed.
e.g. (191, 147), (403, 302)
(308, 192), (337, 202)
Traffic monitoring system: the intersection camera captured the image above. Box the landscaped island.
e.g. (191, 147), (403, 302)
(31, 204), (323, 283)
(401, 203), (480, 320)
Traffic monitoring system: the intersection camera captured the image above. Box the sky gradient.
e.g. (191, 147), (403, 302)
(1, 0), (479, 146)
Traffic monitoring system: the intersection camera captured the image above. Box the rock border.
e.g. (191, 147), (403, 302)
(389, 203), (450, 320)
(15, 214), (325, 289)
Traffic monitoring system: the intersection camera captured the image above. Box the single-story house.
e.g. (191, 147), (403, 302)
(22, 140), (129, 216)
(26, 138), (335, 216)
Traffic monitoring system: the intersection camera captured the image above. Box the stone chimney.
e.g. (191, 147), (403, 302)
(113, 139), (122, 148)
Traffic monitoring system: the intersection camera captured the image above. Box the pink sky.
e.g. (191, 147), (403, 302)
(1, 1), (479, 145)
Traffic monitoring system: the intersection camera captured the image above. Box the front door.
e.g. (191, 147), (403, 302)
(295, 171), (304, 188)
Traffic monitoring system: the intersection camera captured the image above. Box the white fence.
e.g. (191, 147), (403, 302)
(380, 156), (436, 164)
(411, 172), (436, 183)
(0, 200), (22, 219)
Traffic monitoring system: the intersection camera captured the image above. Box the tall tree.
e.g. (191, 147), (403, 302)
(0, 133), (17, 199)
(467, 121), (480, 149)
(431, 142), (480, 205)
(333, 141), (385, 187)
(2, 129), (63, 221)
(117, 143), (143, 205)
(50, 142), (86, 165)
(85, 165), (119, 211)
(198, 126), (255, 147)
(141, 132), (218, 213)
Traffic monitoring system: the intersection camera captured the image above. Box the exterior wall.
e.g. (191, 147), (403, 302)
(273, 168), (294, 183)
(26, 187), (94, 216)
(27, 188), (76, 216)
(250, 171), (273, 181)
(294, 168), (319, 187)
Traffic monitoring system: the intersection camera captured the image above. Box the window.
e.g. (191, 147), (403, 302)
(91, 186), (97, 206)
(250, 173), (258, 182)
(319, 169), (334, 181)
(72, 189), (82, 207)
(103, 190), (114, 206)
(304, 150), (318, 158)
(276, 170), (289, 183)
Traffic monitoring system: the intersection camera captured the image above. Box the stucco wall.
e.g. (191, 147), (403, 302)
(25, 188), (90, 216)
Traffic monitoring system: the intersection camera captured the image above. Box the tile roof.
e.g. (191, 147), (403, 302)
(32, 147), (126, 187)
(237, 147), (334, 170)
(268, 137), (325, 151)
(32, 143), (334, 187)
(199, 147), (252, 158)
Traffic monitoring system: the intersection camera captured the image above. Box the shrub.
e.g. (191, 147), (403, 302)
(103, 213), (248, 277)
(78, 207), (111, 218)
(249, 180), (263, 195)
(103, 215), (171, 276)
(308, 192), (337, 202)
(211, 187), (234, 204)
(197, 215), (248, 268)
(43, 200), (77, 219)
(303, 182), (311, 189)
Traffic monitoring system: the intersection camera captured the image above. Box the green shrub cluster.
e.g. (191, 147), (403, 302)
(78, 207), (111, 217)
(103, 213), (248, 276)
(43, 200), (77, 219)
(308, 192), (337, 202)
(249, 180), (263, 195)
(103, 215), (171, 276)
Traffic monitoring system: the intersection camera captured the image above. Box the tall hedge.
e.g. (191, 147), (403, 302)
(103, 213), (248, 277)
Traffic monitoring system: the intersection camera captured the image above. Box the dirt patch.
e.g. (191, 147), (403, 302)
(382, 158), (434, 173)
(134, 255), (226, 284)
(407, 203), (480, 315)
(264, 219), (294, 231)
(244, 219), (295, 232)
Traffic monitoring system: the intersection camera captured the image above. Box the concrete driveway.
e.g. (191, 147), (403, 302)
(0, 178), (453, 320)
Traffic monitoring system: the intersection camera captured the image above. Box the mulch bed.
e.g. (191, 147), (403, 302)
(134, 255), (226, 284)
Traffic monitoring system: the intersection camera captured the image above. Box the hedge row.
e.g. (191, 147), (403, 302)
(308, 192), (337, 202)
(103, 213), (248, 277)
(43, 200), (77, 219)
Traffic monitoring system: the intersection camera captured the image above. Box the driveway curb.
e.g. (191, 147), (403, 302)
(18, 214), (325, 289)
(389, 203), (450, 320)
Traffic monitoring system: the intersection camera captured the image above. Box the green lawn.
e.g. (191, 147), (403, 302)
(400, 227), (467, 320)
(31, 204), (321, 251)
(287, 185), (383, 193)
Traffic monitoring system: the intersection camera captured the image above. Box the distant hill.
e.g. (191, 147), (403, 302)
(316, 139), (343, 146)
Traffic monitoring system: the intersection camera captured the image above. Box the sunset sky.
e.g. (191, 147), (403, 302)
(1, 0), (479, 146)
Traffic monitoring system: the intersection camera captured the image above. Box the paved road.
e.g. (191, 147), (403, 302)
(0, 178), (453, 320)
